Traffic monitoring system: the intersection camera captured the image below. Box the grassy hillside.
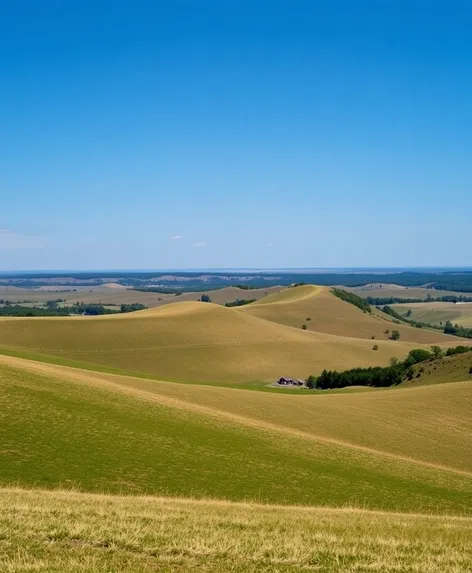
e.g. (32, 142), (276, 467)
(241, 285), (459, 344)
(346, 284), (461, 300)
(0, 355), (470, 515)
(1, 488), (471, 573)
(405, 352), (472, 386)
(391, 301), (472, 327)
(0, 299), (436, 384)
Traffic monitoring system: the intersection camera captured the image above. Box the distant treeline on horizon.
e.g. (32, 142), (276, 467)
(2, 270), (472, 293)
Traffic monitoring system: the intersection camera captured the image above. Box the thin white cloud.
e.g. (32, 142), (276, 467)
(267, 243), (276, 247)
(0, 229), (48, 249)
(192, 241), (207, 248)
(171, 235), (183, 240)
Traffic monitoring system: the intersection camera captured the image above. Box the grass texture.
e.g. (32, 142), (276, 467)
(0, 488), (471, 572)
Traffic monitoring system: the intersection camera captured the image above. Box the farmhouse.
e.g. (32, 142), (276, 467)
(277, 377), (304, 386)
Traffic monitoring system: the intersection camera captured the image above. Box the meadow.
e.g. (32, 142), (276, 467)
(391, 301), (472, 327)
(2, 488), (471, 573)
(0, 286), (462, 386)
(0, 285), (471, 571)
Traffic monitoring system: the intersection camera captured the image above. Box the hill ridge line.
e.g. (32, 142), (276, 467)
(1, 354), (471, 478)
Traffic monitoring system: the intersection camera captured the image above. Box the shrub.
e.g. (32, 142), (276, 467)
(372, 345), (379, 351)
(302, 324), (307, 330)
(390, 330), (401, 341)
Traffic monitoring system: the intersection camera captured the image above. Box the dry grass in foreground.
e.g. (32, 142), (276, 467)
(1, 488), (471, 573)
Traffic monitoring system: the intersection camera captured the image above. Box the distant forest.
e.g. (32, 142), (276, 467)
(2, 270), (472, 292)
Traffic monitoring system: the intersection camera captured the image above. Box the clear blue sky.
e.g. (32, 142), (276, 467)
(1, 0), (471, 270)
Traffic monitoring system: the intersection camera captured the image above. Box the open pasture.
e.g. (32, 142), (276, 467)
(346, 284), (462, 299)
(0, 354), (470, 514)
(0, 296), (443, 384)
(391, 301), (472, 327)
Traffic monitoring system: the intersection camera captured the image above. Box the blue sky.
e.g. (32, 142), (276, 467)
(1, 0), (471, 270)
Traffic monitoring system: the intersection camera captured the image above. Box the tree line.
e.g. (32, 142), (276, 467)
(366, 295), (472, 305)
(305, 345), (472, 390)
(331, 289), (372, 313)
(0, 301), (147, 317)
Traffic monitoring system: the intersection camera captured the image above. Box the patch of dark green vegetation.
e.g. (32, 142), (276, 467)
(443, 321), (472, 339)
(0, 300), (147, 317)
(225, 298), (257, 307)
(305, 345), (472, 390)
(367, 294), (472, 305)
(331, 288), (372, 313)
(234, 284), (258, 290)
(132, 287), (185, 294)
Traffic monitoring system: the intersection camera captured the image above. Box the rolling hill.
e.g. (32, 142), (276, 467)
(0, 298), (471, 571)
(0, 295), (445, 384)
(240, 285), (460, 343)
(0, 354), (470, 513)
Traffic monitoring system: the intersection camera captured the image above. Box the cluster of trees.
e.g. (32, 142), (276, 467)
(445, 345), (472, 357)
(119, 303), (147, 313)
(306, 365), (402, 389)
(224, 298), (256, 307)
(0, 300), (148, 317)
(132, 287), (183, 294)
(305, 345), (472, 390)
(200, 294), (212, 303)
(331, 289), (372, 313)
(443, 322), (472, 339)
(367, 294), (472, 305)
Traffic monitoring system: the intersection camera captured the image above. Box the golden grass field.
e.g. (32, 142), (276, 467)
(0, 286), (464, 384)
(1, 487), (471, 573)
(0, 302), (457, 385)
(391, 301), (472, 327)
(2, 353), (470, 475)
(1, 285), (471, 571)
(346, 284), (461, 300)
(241, 285), (458, 343)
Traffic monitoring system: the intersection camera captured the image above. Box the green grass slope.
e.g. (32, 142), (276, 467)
(0, 355), (470, 515)
(405, 352), (472, 386)
(0, 300), (431, 384)
(391, 301), (472, 327)
(241, 285), (459, 343)
(1, 488), (471, 573)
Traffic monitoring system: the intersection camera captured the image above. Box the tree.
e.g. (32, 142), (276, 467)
(405, 348), (432, 365)
(430, 345), (443, 360)
(302, 324), (307, 330)
(390, 357), (399, 366)
(390, 330), (400, 340)
(372, 345), (379, 351)
(200, 294), (211, 303)
(306, 375), (316, 389)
